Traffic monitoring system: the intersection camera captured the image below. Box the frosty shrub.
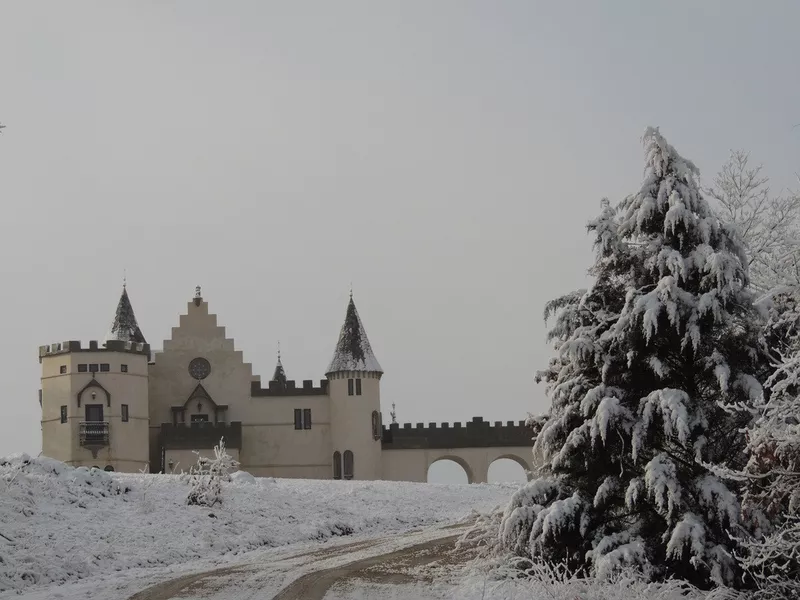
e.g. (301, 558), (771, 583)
(186, 437), (240, 507)
(499, 128), (769, 588)
(731, 301), (800, 598)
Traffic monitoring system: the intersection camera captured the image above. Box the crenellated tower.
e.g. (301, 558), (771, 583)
(326, 293), (383, 480)
(39, 285), (150, 472)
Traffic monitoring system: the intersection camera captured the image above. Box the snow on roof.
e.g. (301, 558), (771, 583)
(326, 296), (383, 374)
(103, 286), (147, 345)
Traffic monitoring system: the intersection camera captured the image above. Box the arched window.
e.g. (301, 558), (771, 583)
(343, 450), (354, 480)
(104, 465), (115, 472)
(371, 411), (381, 441)
(333, 451), (342, 480)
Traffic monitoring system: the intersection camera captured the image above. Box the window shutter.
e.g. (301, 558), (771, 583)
(294, 408), (302, 430)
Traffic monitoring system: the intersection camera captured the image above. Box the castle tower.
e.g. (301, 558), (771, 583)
(39, 286), (150, 472)
(326, 293), (383, 480)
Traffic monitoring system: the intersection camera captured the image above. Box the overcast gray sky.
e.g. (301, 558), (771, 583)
(1, 2), (799, 480)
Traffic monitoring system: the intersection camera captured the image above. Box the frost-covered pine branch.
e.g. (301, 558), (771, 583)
(499, 128), (770, 590)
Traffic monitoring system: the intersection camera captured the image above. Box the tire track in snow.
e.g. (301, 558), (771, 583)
(270, 534), (461, 600)
(126, 524), (468, 600)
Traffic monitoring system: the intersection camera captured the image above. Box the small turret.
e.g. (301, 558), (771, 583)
(327, 292), (383, 481)
(104, 283), (146, 345)
(326, 293), (382, 376)
(272, 343), (287, 385)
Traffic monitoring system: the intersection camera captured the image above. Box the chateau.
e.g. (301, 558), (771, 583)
(39, 286), (534, 483)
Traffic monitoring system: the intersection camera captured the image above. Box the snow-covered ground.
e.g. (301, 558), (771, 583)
(0, 454), (744, 600)
(0, 454), (515, 598)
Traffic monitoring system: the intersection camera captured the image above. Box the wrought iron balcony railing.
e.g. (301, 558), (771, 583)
(79, 421), (109, 446)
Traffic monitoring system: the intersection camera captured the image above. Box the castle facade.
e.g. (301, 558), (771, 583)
(39, 287), (534, 482)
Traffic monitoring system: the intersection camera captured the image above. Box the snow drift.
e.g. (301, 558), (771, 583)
(0, 454), (513, 594)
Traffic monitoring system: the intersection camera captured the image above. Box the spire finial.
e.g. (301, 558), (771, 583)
(277, 340), (281, 362)
(123, 269), (127, 289)
(349, 282), (353, 301)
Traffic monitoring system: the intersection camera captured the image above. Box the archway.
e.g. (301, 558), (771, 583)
(488, 457), (528, 484)
(426, 456), (473, 484)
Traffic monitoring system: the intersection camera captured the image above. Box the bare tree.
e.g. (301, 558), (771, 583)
(706, 151), (800, 596)
(707, 150), (800, 294)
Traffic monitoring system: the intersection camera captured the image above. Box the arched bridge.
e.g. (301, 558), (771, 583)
(381, 416), (536, 483)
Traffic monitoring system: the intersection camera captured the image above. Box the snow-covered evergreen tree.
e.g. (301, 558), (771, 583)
(500, 128), (767, 588)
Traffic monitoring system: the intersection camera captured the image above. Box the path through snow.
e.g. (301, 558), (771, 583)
(127, 523), (471, 599)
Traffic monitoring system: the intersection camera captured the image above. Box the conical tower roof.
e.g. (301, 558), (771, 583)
(104, 285), (146, 344)
(326, 295), (382, 375)
(272, 345), (287, 384)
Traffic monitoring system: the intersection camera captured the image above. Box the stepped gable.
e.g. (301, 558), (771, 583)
(104, 284), (146, 345)
(326, 294), (382, 375)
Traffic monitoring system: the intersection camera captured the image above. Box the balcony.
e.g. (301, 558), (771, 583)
(160, 421), (242, 450)
(79, 421), (109, 447)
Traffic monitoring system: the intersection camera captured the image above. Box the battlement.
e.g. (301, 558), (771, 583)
(251, 379), (329, 397)
(381, 416), (533, 450)
(39, 340), (151, 362)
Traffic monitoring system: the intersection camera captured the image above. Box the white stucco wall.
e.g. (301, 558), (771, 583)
(240, 394), (332, 478)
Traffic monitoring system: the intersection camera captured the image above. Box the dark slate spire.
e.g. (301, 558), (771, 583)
(326, 293), (382, 375)
(272, 343), (287, 385)
(104, 283), (146, 345)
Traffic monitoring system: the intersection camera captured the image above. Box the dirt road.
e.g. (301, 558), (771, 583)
(272, 534), (461, 600)
(127, 525), (470, 600)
